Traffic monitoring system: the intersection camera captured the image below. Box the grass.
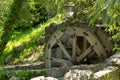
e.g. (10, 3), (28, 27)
(0, 14), (62, 65)
(0, 70), (47, 80)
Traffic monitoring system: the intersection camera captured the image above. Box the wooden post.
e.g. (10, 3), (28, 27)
(72, 34), (77, 62)
(55, 38), (72, 60)
(46, 47), (52, 68)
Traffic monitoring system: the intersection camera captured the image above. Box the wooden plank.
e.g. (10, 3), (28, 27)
(97, 29), (113, 52)
(73, 27), (106, 59)
(72, 34), (76, 61)
(70, 38), (81, 55)
(50, 31), (65, 48)
(45, 48), (52, 68)
(45, 31), (65, 68)
(51, 57), (70, 63)
(55, 38), (72, 60)
(76, 46), (81, 55)
(83, 31), (107, 59)
(56, 47), (63, 59)
(87, 50), (96, 58)
(77, 46), (93, 62)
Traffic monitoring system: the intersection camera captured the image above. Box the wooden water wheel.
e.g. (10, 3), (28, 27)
(45, 23), (113, 68)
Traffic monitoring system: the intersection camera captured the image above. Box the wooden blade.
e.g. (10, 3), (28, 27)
(55, 38), (72, 60)
(77, 46), (93, 62)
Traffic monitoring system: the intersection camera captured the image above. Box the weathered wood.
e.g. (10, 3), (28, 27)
(45, 25), (112, 67)
(56, 47), (63, 59)
(77, 46), (93, 62)
(45, 31), (65, 68)
(45, 48), (52, 68)
(55, 38), (72, 60)
(48, 31), (65, 48)
(72, 34), (77, 61)
(76, 45), (81, 55)
(51, 57), (69, 63)
(97, 29), (113, 52)
(84, 30), (107, 59)
(70, 38), (81, 55)
(72, 27), (107, 60)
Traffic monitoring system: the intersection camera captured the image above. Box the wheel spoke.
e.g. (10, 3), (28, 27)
(72, 34), (77, 61)
(55, 38), (72, 60)
(77, 46), (93, 62)
(45, 48), (52, 68)
(70, 38), (81, 55)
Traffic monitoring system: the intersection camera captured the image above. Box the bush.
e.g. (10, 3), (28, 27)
(15, 0), (57, 29)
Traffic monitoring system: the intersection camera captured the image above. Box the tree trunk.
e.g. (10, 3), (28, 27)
(0, 0), (24, 55)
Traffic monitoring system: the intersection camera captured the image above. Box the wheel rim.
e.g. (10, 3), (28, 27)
(45, 26), (111, 68)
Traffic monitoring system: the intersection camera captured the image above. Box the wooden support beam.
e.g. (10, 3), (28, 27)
(48, 31), (65, 48)
(51, 57), (70, 63)
(77, 46), (93, 62)
(84, 31), (107, 59)
(45, 48), (52, 68)
(97, 29), (113, 52)
(55, 38), (72, 60)
(72, 34), (77, 61)
(56, 47), (63, 59)
(70, 39), (81, 55)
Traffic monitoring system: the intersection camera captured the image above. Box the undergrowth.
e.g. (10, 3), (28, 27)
(0, 70), (47, 80)
(0, 14), (62, 66)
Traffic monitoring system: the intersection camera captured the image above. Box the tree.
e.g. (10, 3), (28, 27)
(0, 0), (24, 55)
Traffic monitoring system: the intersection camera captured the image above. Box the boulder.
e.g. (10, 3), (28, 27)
(45, 77), (58, 80)
(64, 69), (93, 80)
(30, 76), (45, 80)
(30, 76), (58, 80)
(105, 53), (120, 67)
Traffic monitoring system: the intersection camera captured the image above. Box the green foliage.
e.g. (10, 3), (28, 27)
(0, 15), (62, 65)
(0, 0), (58, 29)
(67, 0), (120, 52)
(14, 0), (58, 29)
(0, 0), (13, 25)
(0, 70), (47, 80)
(90, 0), (120, 30)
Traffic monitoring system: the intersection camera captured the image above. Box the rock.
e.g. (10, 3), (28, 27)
(92, 66), (119, 80)
(64, 69), (93, 80)
(60, 61), (73, 69)
(30, 76), (58, 80)
(5, 54), (13, 64)
(9, 76), (19, 80)
(37, 36), (45, 45)
(15, 44), (25, 51)
(45, 77), (58, 80)
(105, 53), (120, 67)
(30, 76), (45, 80)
